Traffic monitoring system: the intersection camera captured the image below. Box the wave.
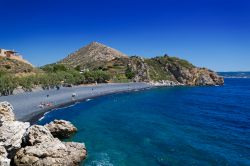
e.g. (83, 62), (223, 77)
(86, 98), (93, 102)
(38, 116), (44, 121)
(38, 110), (50, 121)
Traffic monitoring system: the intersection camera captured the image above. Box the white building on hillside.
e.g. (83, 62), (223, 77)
(0, 49), (18, 58)
(0, 48), (33, 66)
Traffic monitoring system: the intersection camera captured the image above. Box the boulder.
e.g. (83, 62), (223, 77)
(64, 142), (87, 164)
(0, 101), (15, 122)
(14, 139), (70, 166)
(194, 69), (224, 86)
(0, 146), (10, 166)
(14, 125), (87, 166)
(45, 120), (77, 138)
(0, 121), (30, 158)
(209, 72), (224, 85)
(195, 73), (215, 85)
(0, 101), (87, 165)
(26, 125), (54, 145)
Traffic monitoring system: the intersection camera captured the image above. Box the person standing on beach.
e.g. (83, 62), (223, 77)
(72, 93), (77, 101)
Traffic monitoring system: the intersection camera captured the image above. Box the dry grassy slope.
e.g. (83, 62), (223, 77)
(0, 57), (39, 75)
(59, 42), (129, 69)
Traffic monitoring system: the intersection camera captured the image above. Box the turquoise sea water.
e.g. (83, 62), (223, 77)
(38, 78), (250, 166)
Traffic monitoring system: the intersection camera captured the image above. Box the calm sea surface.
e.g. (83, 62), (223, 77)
(38, 78), (250, 166)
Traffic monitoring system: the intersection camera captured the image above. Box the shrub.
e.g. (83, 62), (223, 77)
(0, 73), (18, 95)
(74, 65), (81, 71)
(18, 76), (34, 92)
(5, 65), (11, 70)
(125, 67), (135, 79)
(84, 70), (110, 83)
(41, 64), (68, 73)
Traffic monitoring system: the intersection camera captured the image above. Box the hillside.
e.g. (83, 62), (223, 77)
(59, 42), (129, 69)
(59, 42), (224, 86)
(0, 57), (38, 75)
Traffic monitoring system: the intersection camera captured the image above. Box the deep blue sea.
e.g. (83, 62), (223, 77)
(38, 78), (250, 166)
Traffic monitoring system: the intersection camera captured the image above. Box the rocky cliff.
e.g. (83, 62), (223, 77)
(132, 56), (224, 85)
(59, 42), (224, 86)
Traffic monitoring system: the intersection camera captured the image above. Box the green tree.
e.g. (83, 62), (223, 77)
(18, 76), (34, 92)
(0, 74), (18, 96)
(74, 65), (81, 71)
(84, 70), (110, 83)
(125, 67), (135, 79)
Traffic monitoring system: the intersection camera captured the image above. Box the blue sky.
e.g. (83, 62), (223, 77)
(0, 0), (249, 71)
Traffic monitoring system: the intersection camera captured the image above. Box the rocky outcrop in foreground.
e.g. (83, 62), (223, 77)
(0, 101), (30, 160)
(45, 119), (77, 138)
(0, 121), (30, 158)
(0, 101), (15, 122)
(14, 125), (86, 166)
(0, 146), (10, 166)
(0, 101), (87, 166)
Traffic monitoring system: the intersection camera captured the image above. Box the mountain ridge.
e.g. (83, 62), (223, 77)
(58, 42), (224, 86)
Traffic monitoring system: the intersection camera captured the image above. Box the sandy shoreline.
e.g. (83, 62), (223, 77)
(0, 83), (152, 123)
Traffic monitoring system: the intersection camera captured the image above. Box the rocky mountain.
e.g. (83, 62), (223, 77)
(59, 42), (129, 69)
(59, 42), (224, 86)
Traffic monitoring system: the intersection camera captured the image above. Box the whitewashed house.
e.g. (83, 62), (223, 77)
(0, 49), (18, 58)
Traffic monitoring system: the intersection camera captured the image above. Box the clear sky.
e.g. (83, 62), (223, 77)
(0, 0), (249, 71)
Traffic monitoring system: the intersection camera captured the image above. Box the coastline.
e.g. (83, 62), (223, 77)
(0, 83), (152, 124)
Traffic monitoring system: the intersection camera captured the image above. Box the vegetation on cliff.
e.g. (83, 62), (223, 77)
(58, 42), (223, 85)
(0, 42), (224, 96)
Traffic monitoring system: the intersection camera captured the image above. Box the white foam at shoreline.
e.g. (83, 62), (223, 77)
(38, 115), (45, 121)
(38, 110), (50, 121)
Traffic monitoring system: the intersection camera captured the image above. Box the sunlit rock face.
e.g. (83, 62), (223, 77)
(14, 125), (86, 166)
(45, 119), (77, 139)
(0, 101), (30, 159)
(0, 146), (10, 166)
(0, 101), (15, 122)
